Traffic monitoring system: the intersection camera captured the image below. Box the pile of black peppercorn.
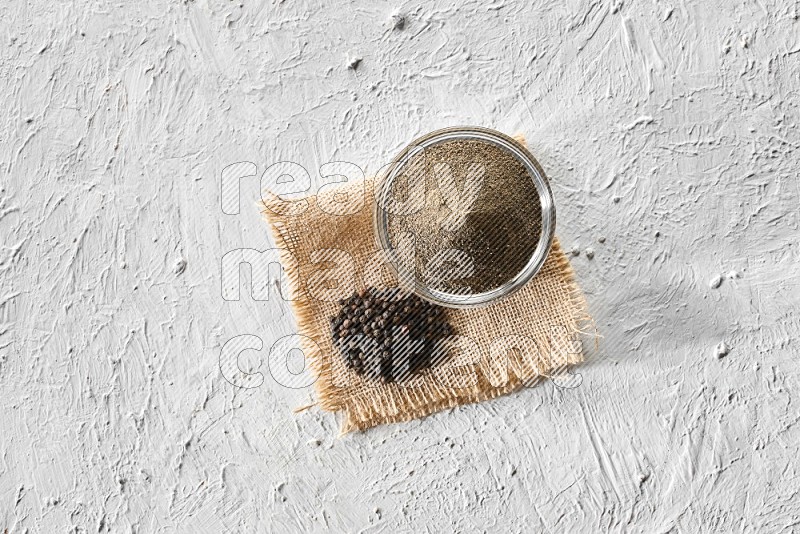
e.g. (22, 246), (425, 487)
(330, 286), (453, 383)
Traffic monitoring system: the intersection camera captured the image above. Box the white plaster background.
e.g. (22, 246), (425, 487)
(2, 0), (799, 531)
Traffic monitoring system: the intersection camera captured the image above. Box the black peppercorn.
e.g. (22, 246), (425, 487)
(330, 286), (452, 383)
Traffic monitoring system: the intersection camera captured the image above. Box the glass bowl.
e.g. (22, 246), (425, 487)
(373, 126), (556, 308)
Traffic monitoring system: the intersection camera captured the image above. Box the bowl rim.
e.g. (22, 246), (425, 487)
(373, 126), (557, 309)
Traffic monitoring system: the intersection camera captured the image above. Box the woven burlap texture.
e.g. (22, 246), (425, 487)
(262, 136), (592, 434)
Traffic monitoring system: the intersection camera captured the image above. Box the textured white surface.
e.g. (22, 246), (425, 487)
(2, 0), (800, 532)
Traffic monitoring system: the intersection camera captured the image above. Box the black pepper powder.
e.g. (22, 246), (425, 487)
(385, 139), (543, 294)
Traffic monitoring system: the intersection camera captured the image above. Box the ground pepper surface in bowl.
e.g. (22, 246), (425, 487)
(385, 139), (543, 294)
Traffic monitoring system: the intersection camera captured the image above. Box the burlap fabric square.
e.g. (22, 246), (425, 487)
(262, 136), (593, 433)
